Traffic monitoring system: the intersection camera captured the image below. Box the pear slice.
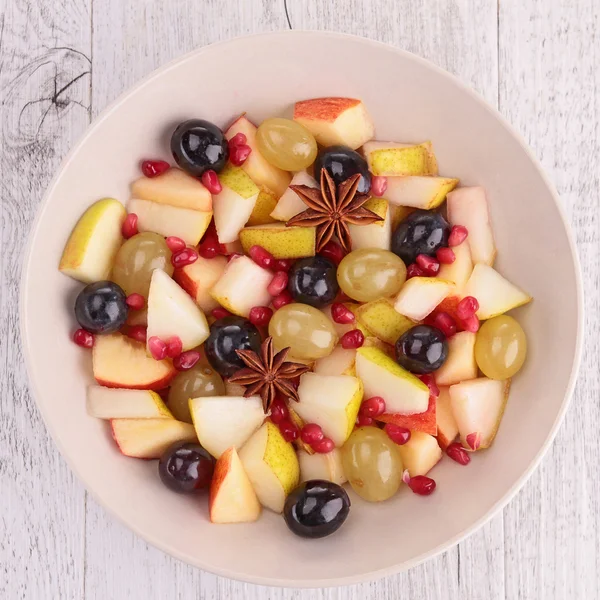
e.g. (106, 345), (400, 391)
(449, 377), (511, 449)
(294, 372), (363, 446)
(239, 223), (316, 259)
(298, 448), (347, 486)
(394, 277), (454, 321)
(436, 386), (459, 449)
(356, 298), (414, 345)
(348, 197), (392, 250)
(437, 240), (473, 294)
(87, 386), (172, 419)
(355, 347), (429, 414)
(464, 264), (532, 320)
(313, 345), (356, 376)
(270, 171), (318, 221)
(59, 198), (126, 283)
(385, 176), (459, 210)
(397, 431), (442, 477)
(239, 422), (300, 513)
(434, 331), (478, 386)
(247, 186), (279, 226)
(362, 141), (438, 176)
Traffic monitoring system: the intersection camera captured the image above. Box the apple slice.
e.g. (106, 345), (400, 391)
(355, 347), (429, 414)
(128, 198), (212, 246)
(313, 345), (356, 376)
(437, 240), (473, 294)
(212, 164), (260, 243)
(348, 197), (392, 250)
(209, 446), (261, 524)
(293, 97), (375, 150)
(146, 269), (210, 352)
(298, 448), (347, 486)
(247, 186), (279, 226)
(397, 431), (442, 477)
(59, 198), (126, 283)
(239, 223), (316, 259)
(356, 298), (414, 345)
(378, 395), (437, 435)
(209, 255), (272, 317)
(449, 378), (511, 449)
(188, 395), (265, 458)
(294, 373), (363, 446)
(385, 176), (459, 210)
(131, 167), (212, 211)
(362, 141), (438, 176)
(173, 255), (227, 312)
(87, 386), (172, 419)
(434, 331), (478, 386)
(93, 333), (176, 390)
(270, 171), (318, 221)
(436, 386), (459, 449)
(111, 418), (197, 459)
(239, 422), (300, 513)
(394, 277), (454, 321)
(225, 115), (291, 197)
(447, 186), (496, 265)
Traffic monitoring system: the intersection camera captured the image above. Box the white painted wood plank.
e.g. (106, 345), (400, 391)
(0, 1), (91, 599)
(499, 1), (600, 599)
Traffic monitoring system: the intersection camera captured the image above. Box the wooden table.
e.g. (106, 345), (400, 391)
(1, 1), (598, 598)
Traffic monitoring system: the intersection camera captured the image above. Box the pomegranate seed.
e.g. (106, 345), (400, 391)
(416, 254), (440, 275)
(211, 307), (232, 320)
(436, 247), (456, 264)
(407, 474), (436, 496)
(230, 144), (252, 166)
(300, 423), (324, 445)
(446, 442), (471, 465)
(448, 225), (468, 247)
(171, 248), (199, 268)
(166, 336), (183, 358)
(360, 396), (386, 418)
(273, 259), (293, 272)
(166, 236), (186, 253)
(201, 169), (222, 194)
(173, 350), (201, 371)
(356, 414), (374, 427)
(249, 245), (274, 269)
(406, 263), (425, 279)
(456, 296), (479, 319)
(331, 302), (355, 324)
(127, 325), (147, 343)
(122, 213), (138, 239)
(198, 227), (223, 259)
(125, 293), (145, 311)
(319, 240), (345, 265)
(141, 159), (170, 178)
(272, 291), (293, 309)
(312, 438), (335, 454)
(384, 424), (411, 445)
(148, 336), (167, 360)
(279, 419), (299, 443)
(341, 329), (365, 349)
(73, 328), (94, 348)
(270, 398), (289, 424)
(432, 312), (457, 338)
(466, 432), (482, 451)
(228, 132), (247, 148)
(460, 314), (480, 333)
(418, 374), (440, 398)
(267, 272), (288, 296)
(371, 175), (388, 197)
(249, 306), (273, 326)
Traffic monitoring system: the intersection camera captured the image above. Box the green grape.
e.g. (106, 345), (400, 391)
(256, 118), (318, 171)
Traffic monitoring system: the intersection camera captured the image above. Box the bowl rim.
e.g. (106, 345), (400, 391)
(19, 30), (584, 588)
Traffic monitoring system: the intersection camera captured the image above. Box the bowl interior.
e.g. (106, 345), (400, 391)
(22, 32), (581, 586)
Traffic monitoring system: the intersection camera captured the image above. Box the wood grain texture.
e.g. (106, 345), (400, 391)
(1, 0), (598, 598)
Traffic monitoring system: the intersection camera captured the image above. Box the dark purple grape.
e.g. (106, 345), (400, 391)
(395, 324), (448, 374)
(287, 256), (339, 308)
(392, 210), (450, 265)
(158, 442), (214, 493)
(74, 280), (128, 334)
(171, 119), (229, 176)
(314, 145), (371, 193)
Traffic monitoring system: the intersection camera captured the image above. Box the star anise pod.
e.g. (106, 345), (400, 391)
(227, 336), (310, 414)
(286, 168), (384, 253)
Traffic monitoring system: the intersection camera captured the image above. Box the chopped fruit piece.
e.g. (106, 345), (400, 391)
(188, 395), (265, 458)
(393, 277), (454, 321)
(362, 141), (438, 176)
(385, 176), (459, 210)
(449, 377), (511, 449)
(298, 448), (347, 485)
(295, 372), (363, 446)
(434, 331), (478, 386)
(93, 333), (176, 390)
(383, 423), (411, 445)
(348, 197), (392, 251)
(355, 298), (414, 345)
(240, 223), (316, 259)
(87, 386), (172, 419)
(209, 255), (272, 317)
(247, 186), (278, 226)
(378, 395), (437, 435)
(446, 442), (471, 465)
(209, 447), (262, 524)
(446, 186), (495, 265)
(59, 198), (126, 284)
(464, 264), (532, 319)
(435, 386), (459, 449)
(355, 346), (429, 415)
(111, 418), (197, 459)
(173, 255), (227, 312)
(397, 431), (442, 476)
(239, 422), (300, 513)
(313, 345), (356, 377)
(73, 328), (94, 348)
(438, 240), (473, 293)
(271, 172), (318, 222)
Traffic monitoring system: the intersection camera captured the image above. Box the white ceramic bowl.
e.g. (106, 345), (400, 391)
(21, 31), (583, 587)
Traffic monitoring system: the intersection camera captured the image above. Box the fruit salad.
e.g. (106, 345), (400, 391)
(60, 97), (532, 539)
